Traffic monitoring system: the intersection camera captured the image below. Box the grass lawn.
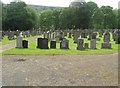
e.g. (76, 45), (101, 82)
(2, 33), (120, 55)
(0, 35), (41, 45)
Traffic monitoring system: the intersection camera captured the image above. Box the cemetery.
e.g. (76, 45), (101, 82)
(1, 0), (120, 86)
(1, 29), (120, 55)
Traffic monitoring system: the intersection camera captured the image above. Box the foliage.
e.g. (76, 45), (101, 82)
(2, 1), (119, 31)
(2, 1), (39, 31)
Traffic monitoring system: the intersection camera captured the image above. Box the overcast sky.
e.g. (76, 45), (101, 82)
(1, 0), (119, 9)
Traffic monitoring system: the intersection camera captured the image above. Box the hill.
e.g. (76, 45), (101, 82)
(29, 4), (65, 11)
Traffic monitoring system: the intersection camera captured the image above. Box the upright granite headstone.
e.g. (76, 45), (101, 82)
(90, 39), (96, 49)
(50, 41), (56, 49)
(16, 35), (23, 48)
(77, 38), (84, 50)
(91, 32), (97, 39)
(115, 30), (120, 44)
(103, 32), (110, 42)
(101, 32), (112, 49)
(68, 32), (72, 38)
(22, 40), (28, 48)
(73, 33), (79, 43)
(60, 39), (69, 49)
(101, 42), (111, 49)
(84, 43), (89, 49)
(37, 38), (49, 49)
(8, 31), (14, 40)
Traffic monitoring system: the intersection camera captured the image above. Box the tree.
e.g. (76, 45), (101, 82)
(118, 9), (120, 28)
(91, 8), (104, 29)
(101, 6), (117, 29)
(91, 6), (117, 29)
(39, 9), (54, 30)
(2, 1), (39, 31)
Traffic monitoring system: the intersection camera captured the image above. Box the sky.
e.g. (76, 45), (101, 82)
(1, 0), (120, 9)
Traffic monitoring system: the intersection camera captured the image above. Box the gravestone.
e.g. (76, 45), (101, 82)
(8, 31), (14, 40)
(16, 36), (22, 48)
(101, 42), (111, 49)
(81, 32), (86, 38)
(59, 31), (64, 40)
(47, 31), (49, 40)
(42, 38), (49, 49)
(77, 38), (84, 50)
(22, 32), (26, 38)
(115, 30), (120, 44)
(60, 39), (69, 49)
(52, 33), (55, 40)
(50, 41), (56, 49)
(91, 32), (97, 39)
(88, 33), (92, 40)
(37, 38), (49, 49)
(68, 32), (72, 38)
(15, 30), (20, 37)
(31, 29), (36, 36)
(25, 31), (30, 37)
(90, 39), (96, 49)
(101, 32), (112, 49)
(73, 33), (79, 43)
(22, 40), (28, 48)
(99, 32), (103, 37)
(84, 43), (89, 49)
(103, 32), (110, 42)
(37, 38), (43, 49)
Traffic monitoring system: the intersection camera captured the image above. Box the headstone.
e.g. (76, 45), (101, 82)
(22, 40), (28, 48)
(37, 38), (43, 49)
(8, 31), (14, 40)
(73, 33), (79, 43)
(84, 43), (89, 49)
(25, 31), (30, 37)
(76, 38), (84, 50)
(59, 31), (64, 40)
(81, 32), (86, 38)
(42, 38), (49, 49)
(47, 31), (49, 40)
(99, 32), (103, 37)
(103, 32), (110, 42)
(68, 32), (72, 38)
(37, 38), (49, 49)
(16, 36), (22, 48)
(15, 30), (20, 37)
(50, 41), (56, 49)
(101, 42), (111, 49)
(115, 30), (120, 44)
(90, 39), (96, 49)
(91, 32), (97, 39)
(60, 39), (69, 49)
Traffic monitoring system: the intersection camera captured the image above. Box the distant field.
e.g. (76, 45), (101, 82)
(2, 34), (120, 55)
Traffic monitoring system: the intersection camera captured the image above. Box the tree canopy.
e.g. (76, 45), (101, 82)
(2, 1), (119, 31)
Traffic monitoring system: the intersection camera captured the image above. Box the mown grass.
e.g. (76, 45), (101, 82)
(2, 33), (120, 55)
(0, 35), (40, 45)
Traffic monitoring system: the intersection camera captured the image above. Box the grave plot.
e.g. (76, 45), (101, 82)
(2, 30), (120, 55)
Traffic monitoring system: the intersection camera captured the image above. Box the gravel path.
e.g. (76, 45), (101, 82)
(2, 53), (118, 86)
(0, 38), (37, 52)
